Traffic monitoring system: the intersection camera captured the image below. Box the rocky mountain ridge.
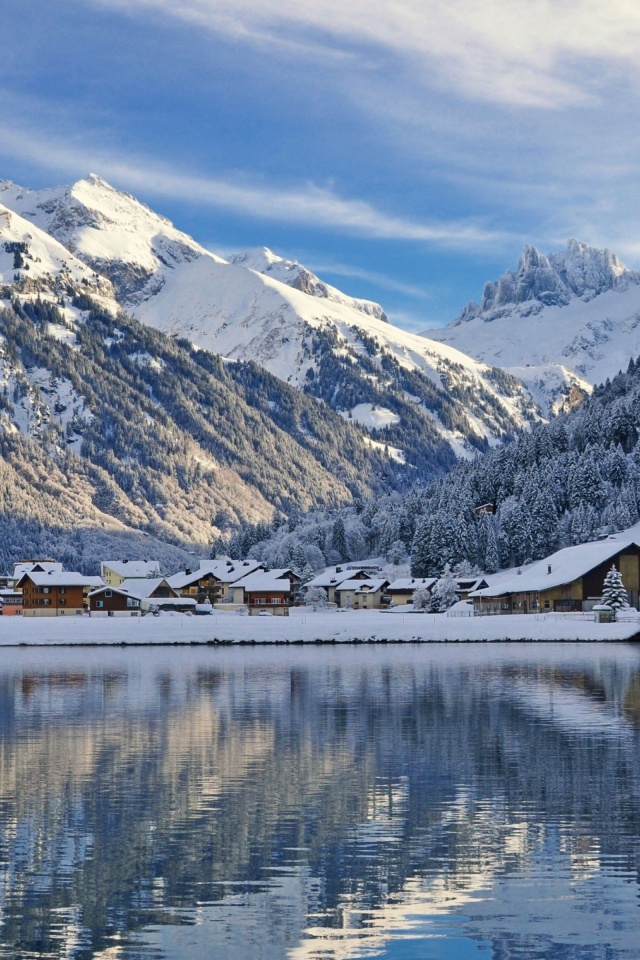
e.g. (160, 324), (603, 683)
(424, 240), (640, 413)
(0, 174), (543, 462)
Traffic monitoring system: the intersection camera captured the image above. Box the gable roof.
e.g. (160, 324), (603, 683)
(388, 578), (437, 592)
(89, 577), (180, 602)
(101, 560), (160, 579)
(232, 569), (297, 593)
(307, 567), (371, 588)
(473, 538), (640, 598)
(13, 561), (63, 579)
(16, 572), (101, 588)
(456, 577), (489, 592)
(167, 559), (264, 590)
(335, 578), (390, 594)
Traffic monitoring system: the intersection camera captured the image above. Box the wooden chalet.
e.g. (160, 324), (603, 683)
(15, 571), (101, 617)
(168, 559), (265, 605)
(229, 569), (301, 615)
(88, 577), (195, 615)
(472, 538), (640, 615)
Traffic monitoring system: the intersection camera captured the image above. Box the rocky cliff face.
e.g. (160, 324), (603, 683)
(456, 240), (635, 324)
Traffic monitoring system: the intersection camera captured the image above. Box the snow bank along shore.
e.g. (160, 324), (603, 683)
(1, 610), (639, 646)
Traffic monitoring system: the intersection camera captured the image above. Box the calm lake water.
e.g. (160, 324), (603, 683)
(1, 643), (640, 960)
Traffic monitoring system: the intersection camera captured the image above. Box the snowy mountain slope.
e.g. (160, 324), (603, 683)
(228, 246), (387, 320)
(1, 286), (425, 567)
(423, 240), (640, 412)
(0, 175), (543, 459)
(0, 200), (114, 306)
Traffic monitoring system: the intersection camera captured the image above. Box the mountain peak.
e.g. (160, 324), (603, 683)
(453, 238), (637, 325)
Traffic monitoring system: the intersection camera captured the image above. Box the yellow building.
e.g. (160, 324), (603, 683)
(100, 560), (160, 588)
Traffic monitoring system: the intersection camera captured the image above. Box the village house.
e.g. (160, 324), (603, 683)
(229, 568), (301, 615)
(100, 560), (161, 588)
(335, 578), (390, 609)
(15, 571), (103, 617)
(169, 559), (265, 604)
(387, 577), (437, 605)
(472, 538), (640, 615)
(0, 588), (23, 615)
(88, 577), (195, 615)
(306, 566), (371, 605)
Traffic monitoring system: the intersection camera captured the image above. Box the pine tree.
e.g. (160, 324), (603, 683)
(432, 564), (458, 611)
(601, 565), (629, 620)
(331, 518), (348, 562)
(412, 585), (431, 610)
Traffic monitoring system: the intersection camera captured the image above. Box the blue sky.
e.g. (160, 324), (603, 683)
(2, 0), (640, 331)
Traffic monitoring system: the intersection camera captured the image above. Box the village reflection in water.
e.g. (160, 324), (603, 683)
(1, 643), (640, 960)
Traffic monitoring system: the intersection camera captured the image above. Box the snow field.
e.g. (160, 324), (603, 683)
(0, 609), (638, 646)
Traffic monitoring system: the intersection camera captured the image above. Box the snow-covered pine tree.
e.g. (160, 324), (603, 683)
(412, 585), (432, 610)
(601, 565), (629, 619)
(432, 564), (458, 612)
(304, 586), (329, 610)
(331, 518), (348, 562)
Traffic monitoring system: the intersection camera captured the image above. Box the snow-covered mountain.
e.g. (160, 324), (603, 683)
(0, 175), (542, 460)
(228, 246), (387, 320)
(423, 240), (640, 413)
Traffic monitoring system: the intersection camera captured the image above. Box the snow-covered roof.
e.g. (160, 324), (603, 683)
(307, 567), (371, 588)
(101, 560), (160, 578)
(232, 569), (295, 593)
(13, 561), (63, 578)
(335, 578), (389, 594)
(168, 559), (264, 589)
(120, 577), (177, 598)
(388, 578), (437, 592)
(89, 577), (180, 601)
(456, 577), (489, 592)
(473, 539), (640, 598)
(16, 572), (100, 587)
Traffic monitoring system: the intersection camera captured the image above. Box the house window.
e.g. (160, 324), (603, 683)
(42, 599), (50, 606)
(59, 599), (66, 606)
(59, 587), (66, 594)
(42, 587), (50, 594)
(105, 590), (112, 598)
(271, 598), (281, 604)
(96, 601), (104, 609)
(544, 600), (550, 609)
(126, 598), (139, 608)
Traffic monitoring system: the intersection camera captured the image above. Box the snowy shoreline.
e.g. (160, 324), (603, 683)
(1, 610), (639, 646)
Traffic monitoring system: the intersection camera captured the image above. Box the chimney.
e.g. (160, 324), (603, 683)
(547, 564), (552, 574)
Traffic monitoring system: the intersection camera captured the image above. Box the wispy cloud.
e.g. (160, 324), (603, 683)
(83, 0), (640, 109)
(0, 121), (507, 248)
(304, 260), (434, 300)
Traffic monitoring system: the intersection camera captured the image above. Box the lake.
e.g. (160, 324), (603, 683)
(1, 643), (640, 959)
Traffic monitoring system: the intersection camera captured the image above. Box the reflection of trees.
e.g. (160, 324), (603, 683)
(0, 652), (639, 958)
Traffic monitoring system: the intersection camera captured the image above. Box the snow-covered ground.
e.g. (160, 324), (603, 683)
(0, 609), (638, 646)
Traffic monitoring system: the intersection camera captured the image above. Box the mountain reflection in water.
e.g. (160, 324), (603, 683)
(1, 643), (640, 960)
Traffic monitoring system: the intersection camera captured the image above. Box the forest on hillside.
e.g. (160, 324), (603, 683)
(218, 359), (640, 579)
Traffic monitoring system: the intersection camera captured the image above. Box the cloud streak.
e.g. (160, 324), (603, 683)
(0, 121), (507, 248)
(82, 0), (640, 109)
